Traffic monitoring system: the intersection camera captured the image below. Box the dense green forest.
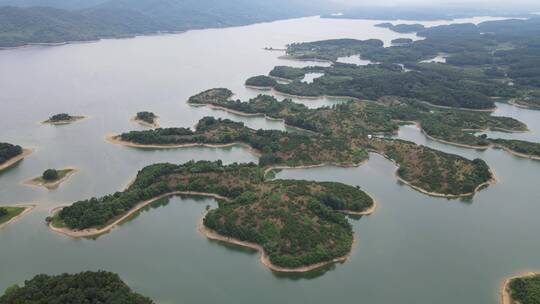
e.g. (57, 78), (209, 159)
(0, 271), (153, 304)
(188, 88), (528, 149)
(281, 17), (540, 109)
(508, 274), (540, 304)
(116, 106), (493, 196)
(0, 0), (332, 47)
(0, 142), (22, 165)
(0, 207), (7, 217)
(245, 75), (278, 87)
(53, 160), (373, 268)
(135, 111), (157, 124)
(118, 116), (370, 167)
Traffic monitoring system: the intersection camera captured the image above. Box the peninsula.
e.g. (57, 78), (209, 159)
(42, 113), (87, 125)
(49, 160), (375, 271)
(0, 205), (35, 230)
(109, 114), (493, 197)
(0, 143), (32, 172)
(24, 168), (78, 190)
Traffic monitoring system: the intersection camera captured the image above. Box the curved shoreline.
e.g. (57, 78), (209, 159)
(130, 116), (160, 128)
(198, 215), (354, 273)
(0, 204), (36, 230)
(24, 167), (78, 190)
(105, 134), (261, 156)
(500, 272), (539, 304)
(108, 133), (491, 198)
(48, 191), (231, 238)
(0, 148), (33, 172)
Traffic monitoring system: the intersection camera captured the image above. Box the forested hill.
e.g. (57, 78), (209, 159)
(0, 0), (332, 47)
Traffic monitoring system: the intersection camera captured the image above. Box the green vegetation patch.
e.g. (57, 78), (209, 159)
(245, 75), (277, 88)
(0, 142), (23, 165)
(0, 206), (26, 225)
(136, 111), (157, 125)
(0, 271), (153, 304)
(490, 139), (540, 158)
(55, 161), (374, 268)
(508, 274), (540, 304)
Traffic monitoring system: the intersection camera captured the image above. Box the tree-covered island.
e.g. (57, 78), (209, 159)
(501, 272), (540, 304)
(42, 113), (87, 125)
(49, 160), (374, 271)
(0, 271), (154, 304)
(0, 142), (32, 172)
(187, 88), (536, 159)
(25, 168), (78, 190)
(278, 18), (540, 109)
(133, 111), (159, 128)
(109, 112), (493, 197)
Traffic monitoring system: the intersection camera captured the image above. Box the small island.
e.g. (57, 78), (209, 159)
(42, 113), (87, 125)
(48, 161), (375, 271)
(0, 205), (35, 230)
(501, 272), (540, 304)
(24, 168), (78, 189)
(132, 111), (159, 128)
(0, 271), (154, 303)
(0, 142), (32, 172)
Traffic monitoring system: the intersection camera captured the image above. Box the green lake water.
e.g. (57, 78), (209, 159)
(0, 15), (537, 304)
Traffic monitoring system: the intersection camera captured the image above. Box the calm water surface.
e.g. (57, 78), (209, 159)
(0, 15), (538, 304)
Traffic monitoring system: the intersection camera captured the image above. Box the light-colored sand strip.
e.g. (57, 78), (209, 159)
(130, 116), (160, 128)
(48, 191), (230, 238)
(199, 216), (354, 273)
(420, 101), (497, 112)
(41, 115), (88, 125)
(24, 168), (78, 190)
(105, 134), (261, 156)
(0, 148), (33, 172)
(0, 204), (36, 230)
(500, 272), (539, 304)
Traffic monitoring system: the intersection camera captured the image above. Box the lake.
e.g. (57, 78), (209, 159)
(0, 15), (538, 304)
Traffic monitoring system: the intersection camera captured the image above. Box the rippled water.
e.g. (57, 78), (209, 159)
(0, 15), (536, 304)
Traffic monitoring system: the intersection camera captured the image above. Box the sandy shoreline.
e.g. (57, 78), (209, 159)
(105, 134), (261, 156)
(500, 272), (539, 304)
(24, 167), (78, 190)
(42, 115), (88, 125)
(198, 215), (354, 273)
(48, 191), (231, 238)
(130, 116), (160, 128)
(0, 204), (36, 230)
(0, 148), (33, 172)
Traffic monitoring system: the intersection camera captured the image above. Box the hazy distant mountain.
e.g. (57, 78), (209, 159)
(0, 0), (108, 10)
(0, 0), (333, 47)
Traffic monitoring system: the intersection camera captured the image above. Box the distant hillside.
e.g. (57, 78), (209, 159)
(0, 0), (332, 47)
